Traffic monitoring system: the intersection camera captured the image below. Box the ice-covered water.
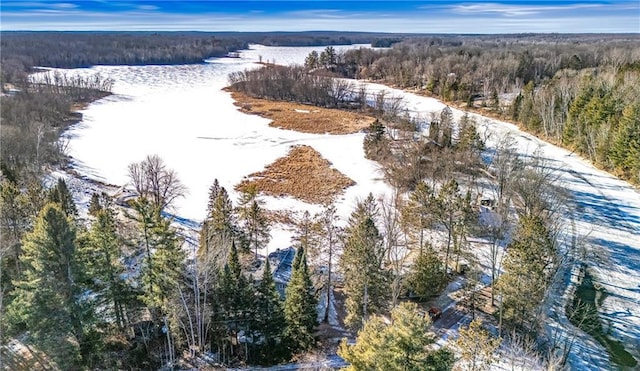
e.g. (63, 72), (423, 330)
(40, 43), (391, 244)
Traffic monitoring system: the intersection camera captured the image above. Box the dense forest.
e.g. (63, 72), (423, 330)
(2, 32), (640, 369)
(0, 32), (248, 82)
(324, 35), (640, 184)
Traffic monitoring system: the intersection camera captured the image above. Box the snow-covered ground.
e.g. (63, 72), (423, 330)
(39, 44), (639, 369)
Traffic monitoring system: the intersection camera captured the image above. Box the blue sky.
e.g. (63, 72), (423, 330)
(1, 1), (638, 33)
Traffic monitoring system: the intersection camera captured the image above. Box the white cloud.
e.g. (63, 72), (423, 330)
(137, 5), (159, 11)
(1, 1), (77, 9)
(52, 3), (78, 9)
(285, 9), (352, 19)
(450, 2), (602, 17)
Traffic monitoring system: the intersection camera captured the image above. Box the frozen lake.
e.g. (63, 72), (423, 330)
(40, 44), (392, 249)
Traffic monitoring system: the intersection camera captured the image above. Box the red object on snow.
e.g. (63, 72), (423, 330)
(428, 307), (442, 320)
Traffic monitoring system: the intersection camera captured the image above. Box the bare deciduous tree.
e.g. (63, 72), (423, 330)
(313, 204), (342, 323)
(128, 154), (187, 211)
(380, 192), (409, 307)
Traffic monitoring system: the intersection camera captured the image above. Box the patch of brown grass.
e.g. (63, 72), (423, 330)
(230, 91), (375, 135)
(236, 145), (355, 204)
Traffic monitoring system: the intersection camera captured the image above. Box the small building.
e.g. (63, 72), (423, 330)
(269, 247), (296, 298)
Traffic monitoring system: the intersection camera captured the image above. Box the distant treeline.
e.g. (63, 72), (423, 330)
(235, 31), (393, 47)
(0, 32), (249, 82)
(0, 31), (401, 83)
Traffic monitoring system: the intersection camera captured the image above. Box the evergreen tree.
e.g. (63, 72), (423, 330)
(490, 88), (500, 110)
(456, 319), (501, 371)
(401, 180), (436, 253)
(457, 115), (484, 154)
(83, 206), (133, 331)
(517, 81), (541, 132)
(214, 241), (255, 364)
(206, 179), (222, 215)
(440, 107), (454, 147)
(254, 258), (286, 363)
(284, 246), (317, 353)
(340, 194), (389, 328)
(237, 185), (270, 257)
(363, 119), (390, 161)
(131, 197), (184, 316)
(319, 46), (337, 67)
(510, 93), (523, 121)
(497, 214), (557, 331)
(304, 50), (320, 70)
(338, 302), (454, 371)
(405, 244), (447, 301)
(0, 179), (30, 275)
(88, 192), (103, 217)
(7, 203), (95, 368)
(200, 180), (237, 269)
(611, 102), (640, 183)
(48, 178), (77, 217)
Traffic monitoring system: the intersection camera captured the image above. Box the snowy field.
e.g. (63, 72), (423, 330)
(38, 44), (639, 369)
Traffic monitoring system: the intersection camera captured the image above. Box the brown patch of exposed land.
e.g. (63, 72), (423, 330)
(236, 145), (355, 204)
(229, 91), (375, 135)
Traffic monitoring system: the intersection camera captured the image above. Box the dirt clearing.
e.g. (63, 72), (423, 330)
(230, 91), (375, 134)
(236, 145), (355, 204)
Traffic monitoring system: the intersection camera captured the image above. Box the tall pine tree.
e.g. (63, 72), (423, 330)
(8, 203), (95, 368)
(254, 258), (286, 363)
(48, 178), (78, 217)
(497, 214), (557, 331)
(237, 185), (270, 257)
(83, 206), (134, 331)
(284, 246), (317, 353)
(213, 241), (255, 364)
(131, 197), (184, 317)
(199, 180), (237, 269)
(340, 194), (388, 328)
